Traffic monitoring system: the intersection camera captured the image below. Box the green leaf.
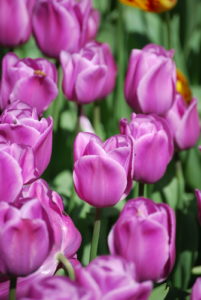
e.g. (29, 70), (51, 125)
(149, 283), (169, 300)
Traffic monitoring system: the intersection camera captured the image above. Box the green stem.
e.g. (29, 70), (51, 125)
(75, 103), (83, 134)
(89, 208), (102, 262)
(57, 253), (75, 280)
(9, 277), (17, 300)
(138, 182), (145, 197)
(93, 102), (101, 136)
(175, 152), (184, 209)
(165, 11), (172, 49)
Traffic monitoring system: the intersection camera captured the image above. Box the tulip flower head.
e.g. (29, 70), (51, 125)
(166, 70), (200, 150)
(191, 278), (201, 300)
(125, 44), (176, 115)
(108, 198), (176, 282)
(73, 132), (134, 207)
(119, 0), (177, 13)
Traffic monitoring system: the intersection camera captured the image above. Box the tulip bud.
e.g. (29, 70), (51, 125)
(60, 41), (117, 104)
(76, 255), (152, 300)
(0, 0), (35, 47)
(119, 0), (177, 13)
(165, 70), (200, 150)
(108, 198), (176, 282)
(195, 190), (201, 225)
(120, 113), (174, 183)
(191, 278), (201, 300)
(73, 132), (134, 207)
(125, 44), (176, 115)
(32, 0), (100, 58)
(0, 53), (58, 114)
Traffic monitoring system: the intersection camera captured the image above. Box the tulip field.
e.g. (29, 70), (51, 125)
(0, 0), (201, 299)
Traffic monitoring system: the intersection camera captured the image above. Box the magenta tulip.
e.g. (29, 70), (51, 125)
(0, 101), (53, 181)
(76, 255), (152, 300)
(0, 53), (58, 114)
(0, 0), (35, 47)
(120, 113), (174, 183)
(32, 0), (100, 58)
(165, 94), (200, 150)
(73, 132), (134, 207)
(18, 276), (94, 300)
(0, 199), (53, 277)
(108, 198), (176, 282)
(60, 41), (117, 104)
(125, 44), (176, 115)
(191, 278), (201, 300)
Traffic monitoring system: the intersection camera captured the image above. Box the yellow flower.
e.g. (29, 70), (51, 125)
(176, 69), (192, 104)
(119, 0), (177, 13)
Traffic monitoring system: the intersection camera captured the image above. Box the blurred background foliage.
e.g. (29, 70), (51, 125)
(4, 0), (201, 298)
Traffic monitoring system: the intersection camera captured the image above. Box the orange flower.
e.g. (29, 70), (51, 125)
(119, 0), (177, 13)
(176, 69), (192, 104)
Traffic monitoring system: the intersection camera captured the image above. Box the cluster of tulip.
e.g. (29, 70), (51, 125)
(0, 0), (201, 299)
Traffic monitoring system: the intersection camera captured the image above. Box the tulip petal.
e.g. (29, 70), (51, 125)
(73, 155), (127, 207)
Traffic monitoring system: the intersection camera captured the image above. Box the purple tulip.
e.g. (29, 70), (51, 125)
(73, 132), (134, 207)
(120, 113), (174, 183)
(0, 53), (58, 114)
(0, 179), (82, 299)
(165, 94), (200, 150)
(76, 255), (152, 300)
(108, 198), (176, 282)
(32, 0), (100, 59)
(0, 0), (35, 47)
(18, 276), (94, 300)
(0, 199), (53, 277)
(125, 44), (176, 115)
(60, 41), (117, 104)
(191, 278), (201, 300)
(0, 148), (23, 203)
(0, 101), (53, 181)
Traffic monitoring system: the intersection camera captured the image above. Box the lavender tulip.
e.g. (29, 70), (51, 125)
(0, 179), (81, 299)
(0, 199), (53, 277)
(120, 113), (174, 183)
(0, 0), (35, 47)
(73, 132), (134, 207)
(108, 198), (176, 282)
(125, 44), (176, 115)
(166, 94), (200, 150)
(76, 255), (152, 300)
(0, 148), (23, 203)
(0, 53), (58, 114)
(18, 276), (94, 300)
(191, 278), (201, 300)
(60, 41), (117, 104)
(32, 0), (100, 58)
(0, 101), (53, 181)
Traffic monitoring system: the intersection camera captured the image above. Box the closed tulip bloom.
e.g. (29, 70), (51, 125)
(119, 0), (177, 13)
(0, 0), (35, 47)
(166, 70), (200, 150)
(0, 199), (53, 277)
(0, 101), (53, 180)
(32, 0), (100, 59)
(195, 190), (201, 225)
(191, 278), (201, 300)
(120, 113), (174, 183)
(125, 44), (176, 115)
(76, 255), (152, 300)
(60, 41), (117, 104)
(0, 53), (58, 114)
(108, 198), (176, 282)
(73, 132), (134, 207)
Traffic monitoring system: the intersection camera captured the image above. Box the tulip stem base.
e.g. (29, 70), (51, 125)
(139, 182), (145, 197)
(90, 208), (102, 262)
(9, 277), (17, 300)
(57, 253), (75, 280)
